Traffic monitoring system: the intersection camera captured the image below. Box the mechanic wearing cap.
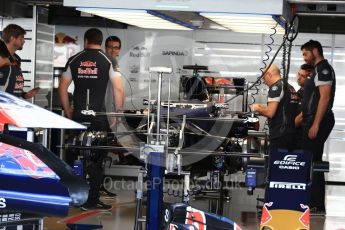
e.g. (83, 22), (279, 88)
(300, 40), (336, 215)
(251, 64), (299, 151)
(59, 28), (124, 211)
(2, 24), (39, 99)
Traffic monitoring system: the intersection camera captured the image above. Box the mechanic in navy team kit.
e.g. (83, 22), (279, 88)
(294, 63), (314, 148)
(59, 28), (124, 210)
(300, 40), (336, 215)
(251, 64), (299, 152)
(1, 24), (39, 99)
(0, 40), (27, 97)
(0, 40), (13, 88)
(2, 24), (25, 67)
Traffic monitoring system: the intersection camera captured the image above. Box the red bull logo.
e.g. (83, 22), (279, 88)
(261, 202), (273, 225)
(78, 68), (98, 75)
(299, 204), (310, 228)
(80, 61), (97, 67)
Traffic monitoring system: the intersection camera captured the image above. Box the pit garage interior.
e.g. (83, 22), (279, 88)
(0, 0), (345, 229)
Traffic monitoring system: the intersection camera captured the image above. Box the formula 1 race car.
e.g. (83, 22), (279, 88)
(0, 91), (88, 228)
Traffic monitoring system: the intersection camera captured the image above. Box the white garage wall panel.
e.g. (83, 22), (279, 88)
(34, 23), (55, 108)
(123, 28), (193, 108)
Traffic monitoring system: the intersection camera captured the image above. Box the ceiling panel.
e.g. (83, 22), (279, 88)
(9, 0), (345, 34)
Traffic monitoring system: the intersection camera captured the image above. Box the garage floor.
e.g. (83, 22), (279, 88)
(42, 181), (345, 230)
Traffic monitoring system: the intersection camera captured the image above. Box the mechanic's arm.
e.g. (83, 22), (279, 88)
(109, 73), (124, 128)
(111, 76), (124, 112)
(252, 101), (279, 119)
(295, 112), (303, 128)
(308, 85), (331, 139)
(58, 76), (73, 119)
(23, 87), (40, 99)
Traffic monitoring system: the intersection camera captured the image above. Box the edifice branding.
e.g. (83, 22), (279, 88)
(273, 154), (306, 170)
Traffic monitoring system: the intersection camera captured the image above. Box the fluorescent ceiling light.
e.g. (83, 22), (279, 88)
(203, 47), (262, 52)
(209, 54), (261, 58)
(208, 24), (228, 30)
(76, 8), (194, 30)
(219, 71), (259, 76)
(155, 5), (190, 9)
(200, 13), (286, 34)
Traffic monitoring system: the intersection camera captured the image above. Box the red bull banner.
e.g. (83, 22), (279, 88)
(260, 150), (312, 230)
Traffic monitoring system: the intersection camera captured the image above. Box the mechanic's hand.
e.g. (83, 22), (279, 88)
(110, 118), (117, 129)
(65, 107), (73, 119)
(110, 117), (123, 129)
(251, 104), (260, 112)
(109, 111), (123, 129)
(24, 87), (40, 99)
(308, 124), (319, 139)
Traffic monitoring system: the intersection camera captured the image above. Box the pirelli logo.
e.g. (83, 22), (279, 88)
(269, 181), (306, 190)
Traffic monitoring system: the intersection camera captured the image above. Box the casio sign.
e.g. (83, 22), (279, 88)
(269, 181), (306, 190)
(274, 154), (305, 170)
(0, 198), (6, 208)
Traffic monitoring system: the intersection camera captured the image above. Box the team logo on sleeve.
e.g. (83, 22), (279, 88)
(322, 69), (329, 75)
(271, 86), (278, 91)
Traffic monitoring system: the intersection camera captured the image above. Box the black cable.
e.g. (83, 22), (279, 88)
(119, 70), (139, 110)
(286, 15), (299, 43)
(278, 15), (299, 133)
(281, 15), (299, 91)
(248, 22), (279, 110)
(284, 15), (299, 84)
(260, 23), (276, 85)
(283, 39), (292, 87)
(225, 15), (299, 106)
(225, 36), (286, 104)
(281, 33), (287, 82)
